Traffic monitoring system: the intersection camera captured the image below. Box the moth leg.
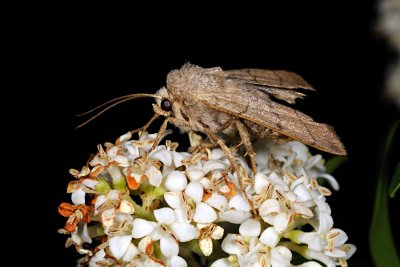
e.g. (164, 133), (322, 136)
(235, 120), (257, 175)
(131, 113), (160, 136)
(166, 117), (193, 130)
(202, 126), (256, 214)
(140, 117), (193, 162)
(139, 117), (169, 162)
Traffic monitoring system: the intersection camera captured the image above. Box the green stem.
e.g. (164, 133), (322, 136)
(142, 184), (167, 211)
(125, 195), (155, 221)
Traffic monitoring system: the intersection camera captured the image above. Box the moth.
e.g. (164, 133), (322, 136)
(79, 63), (346, 211)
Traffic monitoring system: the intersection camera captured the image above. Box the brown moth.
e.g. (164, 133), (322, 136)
(79, 63), (346, 212)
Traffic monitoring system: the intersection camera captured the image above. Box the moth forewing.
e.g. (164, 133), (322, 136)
(196, 85), (346, 155)
(225, 69), (315, 89)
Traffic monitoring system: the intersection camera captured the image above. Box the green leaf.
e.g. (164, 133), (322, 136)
(369, 121), (400, 267)
(325, 156), (347, 174)
(389, 161), (400, 198)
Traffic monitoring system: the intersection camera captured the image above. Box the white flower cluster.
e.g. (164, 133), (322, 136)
(58, 130), (355, 267)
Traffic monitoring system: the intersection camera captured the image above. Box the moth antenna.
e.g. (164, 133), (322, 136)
(76, 93), (160, 129)
(76, 93), (159, 116)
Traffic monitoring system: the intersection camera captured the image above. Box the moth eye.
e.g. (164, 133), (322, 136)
(161, 99), (172, 111)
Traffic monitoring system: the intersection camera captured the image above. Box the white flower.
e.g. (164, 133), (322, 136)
(132, 207), (198, 258)
(220, 234), (270, 266)
(271, 246), (323, 267)
(218, 195), (252, 224)
(93, 190), (134, 234)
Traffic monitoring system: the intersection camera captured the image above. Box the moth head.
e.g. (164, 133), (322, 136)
(154, 86), (174, 115)
(155, 86), (191, 124)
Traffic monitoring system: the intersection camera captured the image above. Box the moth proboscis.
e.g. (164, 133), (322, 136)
(78, 63), (346, 213)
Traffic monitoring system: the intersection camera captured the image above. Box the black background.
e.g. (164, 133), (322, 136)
(8, 1), (399, 266)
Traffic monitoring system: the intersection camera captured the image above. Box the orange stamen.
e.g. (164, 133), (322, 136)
(202, 190), (212, 201)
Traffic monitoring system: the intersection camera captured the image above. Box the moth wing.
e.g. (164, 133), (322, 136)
(197, 84), (346, 155)
(225, 69), (314, 104)
(225, 69), (314, 90)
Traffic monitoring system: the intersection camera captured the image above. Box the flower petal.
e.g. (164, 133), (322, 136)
(81, 179), (98, 189)
(254, 172), (270, 194)
(271, 246), (292, 267)
(194, 203), (217, 223)
(260, 227), (279, 247)
(203, 160), (228, 174)
(317, 174), (339, 191)
(116, 131), (132, 144)
(293, 184), (312, 202)
(221, 234), (247, 255)
(219, 210), (251, 224)
(151, 148), (172, 166)
(171, 222), (198, 242)
(259, 199), (280, 217)
(112, 155), (129, 167)
(294, 203), (313, 219)
(210, 258), (231, 267)
(107, 165), (123, 182)
(205, 193), (228, 211)
(160, 235), (179, 257)
(343, 244), (357, 260)
(154, 208), (176, 225)
(174, 207), (189, 223)
(164, 192), (184, 209)
(89, 249), (109, 267)
(328, 228), (347, 245)
(317, 211), (333, 233)
(169, 255), (188, 267)
(165, 171), (187, 192)
(119, 200), (135, 214)
(186, 169), (205, 181)
(94, 195), (107, 214)
(145, 166), (163, 187)
(288, 141), (308, 163)
(79, 223), (92, 243)
(296, 232), (323, 251)
(239, 218), (261, 237)
(211, 225), (224, 240)
(172, 151), (189, 168)
(122, 243), (139, 262)
(132, 218), (156, 238)
(273, 213), (290, 233)
(101, 208), (116, 230)
(71, 188), (86, 205)
(199, 237), (213, 256)
(185, 181), (203, 203)
(109, 235), (132, 259)
(229, 195), (251, 212)
(268, 172), (289, 191)
(324, 248), (346, 258)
